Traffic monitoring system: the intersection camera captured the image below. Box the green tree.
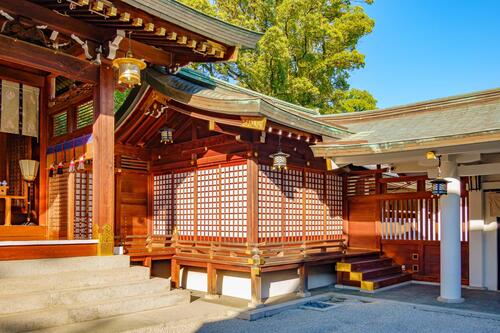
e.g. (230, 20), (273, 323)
(181, 0), (376, 113)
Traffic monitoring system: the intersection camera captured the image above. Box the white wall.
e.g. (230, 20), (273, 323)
(179, 264), (337, 300)
(484, 192), (498, 290)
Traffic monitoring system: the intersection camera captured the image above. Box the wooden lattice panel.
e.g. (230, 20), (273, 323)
(197, 168), (220, 240)
(346, 173), (376, 196)
(305, 171), (324, 240)
(48, 173), (69, 238)
(153, 173), (173, 235)
(173, 171), (195, 239)
(325, 174), (343, 239)
(220, 164), (247, 243)
(74, 172), (92, 239)
(258, 164), (283, 243)
(283, 168), (303, 242)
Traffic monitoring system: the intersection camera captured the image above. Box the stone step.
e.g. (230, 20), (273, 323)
(0, 266), (150, 296)
(350, 265), (402, 281)
(0, 277), (170, 316)
(0, 289), (190, 332)
(361, 272), (413, 291)
(27, 299), (238, 333)
(0, 256), (131, 278)
(337, 257), (393, 272)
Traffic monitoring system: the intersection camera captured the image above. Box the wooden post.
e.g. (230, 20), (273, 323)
(171, 258), (180, 289)
(297, 263), (310, 297)
(206, 262), (218, 299)
(67, 172), (75, 240)
(247, 157), (259, 244)
(38, 76), (52, 230)
(92, 64), (115, 256)
(250, 266), (263, 307)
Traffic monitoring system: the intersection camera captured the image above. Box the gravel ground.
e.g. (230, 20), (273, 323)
(197, 298), (500, 333)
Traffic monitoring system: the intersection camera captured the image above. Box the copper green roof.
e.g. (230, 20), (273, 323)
(312, 88), (500, 157)
(117, 68), (351, 139)
(121, 0), (262, 49)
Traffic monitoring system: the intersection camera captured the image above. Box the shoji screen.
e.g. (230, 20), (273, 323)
(153, 173), (173, 235)
(173, 171), (195, 239)
(197, 168), (220, 240)
(283, 168), (303, 242)
(258, 164), (283, 243)
(325, 174), (343, 239)
(220, 164), (247, 243)
(305, 171), (324, 240)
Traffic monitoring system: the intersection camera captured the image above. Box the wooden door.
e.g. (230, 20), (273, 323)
(347, 198), (380, 250)
(115, 172), (149, 238)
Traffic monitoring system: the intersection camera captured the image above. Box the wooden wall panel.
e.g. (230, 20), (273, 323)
(347, 199), (379, 250)
(116, 172), (148, 237)
(381, 240), (469, 283)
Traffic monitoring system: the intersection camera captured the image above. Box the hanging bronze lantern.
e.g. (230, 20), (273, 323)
(270, 135), (289, 171)
(270, 150), (290, 171)
(430, 154), (449, 196)
(160, 127), (174, 144)
(112, 32), (146, 87)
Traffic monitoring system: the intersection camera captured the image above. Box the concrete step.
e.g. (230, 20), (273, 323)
(361, 272), (413, 291)
(0, 256), (131, 278)
(0, 266), (150, 296)
(0, 289), (190, 332)
(0, 277), (170, 316)
(351, 265), (402, 281)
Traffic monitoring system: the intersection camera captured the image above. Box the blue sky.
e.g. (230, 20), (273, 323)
(349, 0), (500, 108)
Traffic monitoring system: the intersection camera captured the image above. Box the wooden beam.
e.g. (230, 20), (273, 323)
(0, 0), (112, 43)
(92, 64), (115, 255)
(0, 64), (45, 87)
(113, 38), (172, 67)
(458, 162), (500, 176)
(0, 34), (98, 82)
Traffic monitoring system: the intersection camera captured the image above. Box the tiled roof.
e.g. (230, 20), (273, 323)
(312, 88), (500, 156)
(122, 0), (262, 49)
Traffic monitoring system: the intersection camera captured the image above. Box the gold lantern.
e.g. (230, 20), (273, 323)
(112, 32), (146, 87)
(160, 127), (174, 144)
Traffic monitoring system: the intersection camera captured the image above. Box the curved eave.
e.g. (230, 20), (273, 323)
(121, 0), (262, 49)
(311, 129), (500, 158)
(143, 70), (349, 139)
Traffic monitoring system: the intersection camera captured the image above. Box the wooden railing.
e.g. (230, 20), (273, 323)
(121, 233), (346, 267)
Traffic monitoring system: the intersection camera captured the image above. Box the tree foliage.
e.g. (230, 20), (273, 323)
(180, 0), (376, 113)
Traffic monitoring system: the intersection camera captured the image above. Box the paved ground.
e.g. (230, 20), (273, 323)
(331, 283), (500, 315)
(197, 297), (500, 333)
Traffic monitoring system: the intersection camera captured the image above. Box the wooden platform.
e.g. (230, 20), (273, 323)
(0, 240), (98, 260)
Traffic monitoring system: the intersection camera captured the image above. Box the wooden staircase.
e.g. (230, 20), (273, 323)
(336, 254), (412, 292)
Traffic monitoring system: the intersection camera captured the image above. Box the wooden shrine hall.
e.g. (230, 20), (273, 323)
(0, 0), (498, 308)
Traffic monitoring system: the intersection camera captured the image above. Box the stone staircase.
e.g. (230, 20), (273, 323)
(336, 254), (412, 292)
(0, 256), (190, 332)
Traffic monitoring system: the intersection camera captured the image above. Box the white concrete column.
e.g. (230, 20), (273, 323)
(438, 160), (464, 303)
(468, 190), (485, 288)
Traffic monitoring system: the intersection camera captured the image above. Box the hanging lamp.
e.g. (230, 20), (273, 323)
(270, 135), (289, 171)
(430, 154), (450, 196)
(112, 31), (146, 87)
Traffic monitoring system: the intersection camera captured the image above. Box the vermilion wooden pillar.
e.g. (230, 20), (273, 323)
(92, 64), (115, 255)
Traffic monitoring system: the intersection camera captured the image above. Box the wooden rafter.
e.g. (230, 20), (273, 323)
(0, 0), (113, 43)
